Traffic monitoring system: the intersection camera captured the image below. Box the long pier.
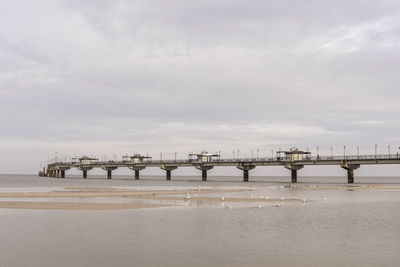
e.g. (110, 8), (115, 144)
(43, 150), (400, 183)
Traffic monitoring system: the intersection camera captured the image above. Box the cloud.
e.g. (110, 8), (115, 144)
(0, 0), (400, 173)
(313, 17), (400, 54)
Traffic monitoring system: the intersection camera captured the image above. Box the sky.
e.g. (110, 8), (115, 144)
(0, 0), (400, 175)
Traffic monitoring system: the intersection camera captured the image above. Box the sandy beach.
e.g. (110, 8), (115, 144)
(0, 201), (171, 210)
(0, 187), (303, 210)
(1, 184), (398, 210)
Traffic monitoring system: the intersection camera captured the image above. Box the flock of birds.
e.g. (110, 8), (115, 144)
(182, 191), (326, 209)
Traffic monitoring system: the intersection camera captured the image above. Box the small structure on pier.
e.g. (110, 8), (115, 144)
(188, 151), (220, 162)
(276, 148), (311, 161)
(122, 154), (152, 163)
(72, 156), (98, 164)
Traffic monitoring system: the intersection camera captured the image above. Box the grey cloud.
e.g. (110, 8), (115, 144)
(0, 0), (400, 173)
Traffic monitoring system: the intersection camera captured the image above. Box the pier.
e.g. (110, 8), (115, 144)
(43, 149), (400, 183)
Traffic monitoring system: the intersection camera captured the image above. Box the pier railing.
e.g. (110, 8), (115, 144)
(44, 153), (400, 183)
(49, 153), (400, 165)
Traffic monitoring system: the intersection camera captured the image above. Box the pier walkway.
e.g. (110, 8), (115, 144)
(44, 150), (400, 183)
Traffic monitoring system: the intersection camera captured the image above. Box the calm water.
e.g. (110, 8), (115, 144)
(0, 174), (400, 267)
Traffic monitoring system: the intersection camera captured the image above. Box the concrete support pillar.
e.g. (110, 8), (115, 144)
(236, 163), (255, 182)
(78, 166), (92, 179)
(291, 170), (297, 183)
(340, 163), (360, 184)
(284, 164), (304, 183)
(202, 170), (207, 181)
(195, 165), (213, 182)
(243, 170), (249, 182)
(56, 170), (60, 178)
(129, 166), (145, 180)
(61, 170), (65, 178)
(347, 169), (354, 184)
(102, 166), (117, 180)
(160, 165), (178, 181)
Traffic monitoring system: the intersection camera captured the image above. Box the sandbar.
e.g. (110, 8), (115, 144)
(0, 201), (170, 210)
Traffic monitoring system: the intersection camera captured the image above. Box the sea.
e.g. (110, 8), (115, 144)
(0, 174), (399, 267)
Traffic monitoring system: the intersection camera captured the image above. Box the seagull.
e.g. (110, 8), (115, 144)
(281, 197), (285, 200)
(302, 198), (306, 203)
(257, 205), (263, 208)
(185, 193), (191, 200)
(273, 203), (281, 207)
(221, 197), (225, 201)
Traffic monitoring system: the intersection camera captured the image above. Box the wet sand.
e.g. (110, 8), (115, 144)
(0, 188), (248, 198)
(286, 184), (400, 191)
(0, 187), (304, 210)
(0, 201), (170, 210)
(1, 184), (396, 210)
(125, 195), (310, 203)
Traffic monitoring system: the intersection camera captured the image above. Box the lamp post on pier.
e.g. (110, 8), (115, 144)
(357, 146), (359, 158)
(388, 145), (390, 158)
(375, 144), (378, 159)
(343, 145), (346, 159)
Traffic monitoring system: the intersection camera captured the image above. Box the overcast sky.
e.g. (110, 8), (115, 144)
(1, 0), (400, 175)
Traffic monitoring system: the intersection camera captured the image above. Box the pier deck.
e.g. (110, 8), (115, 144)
(45, 153), (400, 183)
